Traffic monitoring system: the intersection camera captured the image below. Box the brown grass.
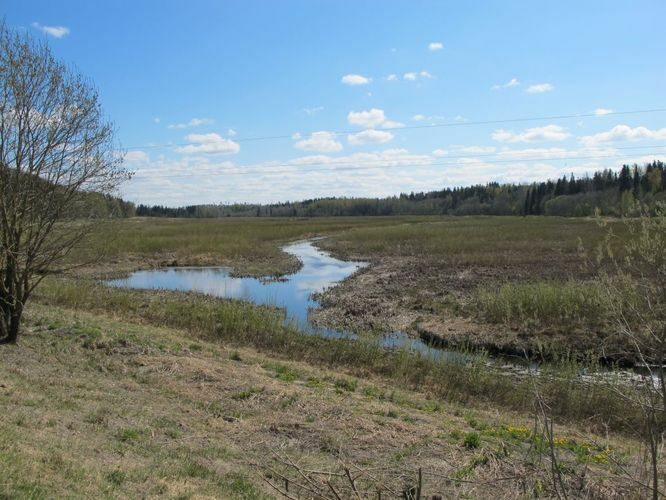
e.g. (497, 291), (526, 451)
(0, 303), (650, 498)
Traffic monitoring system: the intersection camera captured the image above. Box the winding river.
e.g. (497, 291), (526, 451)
(106, 240), (464, 360)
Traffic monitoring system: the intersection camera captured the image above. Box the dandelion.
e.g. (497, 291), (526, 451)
(553, 437), (569, 447)
(506, 426), (530, 438)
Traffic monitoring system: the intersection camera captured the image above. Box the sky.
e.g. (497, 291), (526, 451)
(4, 0), (666, 206)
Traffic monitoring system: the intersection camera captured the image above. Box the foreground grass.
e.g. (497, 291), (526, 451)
(35, 277), (641, 434)
(0, 304), (648, 498)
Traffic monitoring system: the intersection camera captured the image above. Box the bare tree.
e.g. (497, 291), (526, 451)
(0, 22), (129, 344)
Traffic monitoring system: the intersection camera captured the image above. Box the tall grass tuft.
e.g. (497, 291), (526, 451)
(476, 280), (612, 328)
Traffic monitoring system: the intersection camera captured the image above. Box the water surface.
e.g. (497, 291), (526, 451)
(106, 240), (461, 358)
(108, 241), (361, 332)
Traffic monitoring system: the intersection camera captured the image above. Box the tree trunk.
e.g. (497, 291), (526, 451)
(0, 306), (21, 344)
(6, 312), (20, 343)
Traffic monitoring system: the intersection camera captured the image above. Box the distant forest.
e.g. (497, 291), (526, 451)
(134, 160), (666, 218)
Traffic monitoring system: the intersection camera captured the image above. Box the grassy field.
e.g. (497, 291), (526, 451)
(0, 303), (648, 498)
(2, 215), (660, 497)
(71, 216), (431, 277)
(312, 216), (638, 361)
(76, 215), (626, 271)
(319, 216), (629, 266)
(61, 215), (641, 360)
(33, 277), (636, 431)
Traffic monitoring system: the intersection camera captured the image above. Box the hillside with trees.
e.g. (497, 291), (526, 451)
(135, 161), (666, 218)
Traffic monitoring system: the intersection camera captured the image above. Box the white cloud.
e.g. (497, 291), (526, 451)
(580, 125), (666, 146)
(168, 118), (214, 129)
(347, 129), (394, 145)
(125, 148), (436, 206)
(227, 128), (237, 137)
(347, 108), (386, 128)
(347, 108), (403, 129)
(457, 146), (497, 154)
(303, 106), (324, 116)
(428, 42), (444, 51)
(432, 149), (448, 157)
(526, 83), (554, 93)
(124, 150), (149, 164)
(294, 131), (343, 152)
(593, 108), (613, 116)
(124, 143), (653, 206)
(492, 78), (520, 90)
(387, 74), (398, 81)
(403, 71), (434, 81)
(496, 147), (580, 160)
(412, 114), (447, 124)
(492, 125), (570, 143)
(341, 74), (372, 86)
(31, 22), (70, 38)
(175, 133), (240, 155)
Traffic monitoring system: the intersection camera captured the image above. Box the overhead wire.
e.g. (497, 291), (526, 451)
(124, 107), (666, 151)
(131, 143), (666, 177)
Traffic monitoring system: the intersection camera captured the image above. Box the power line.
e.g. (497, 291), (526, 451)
(124, 107), (666, 151)
(132, 144), (666, 177)
(131, 150), (666, 179)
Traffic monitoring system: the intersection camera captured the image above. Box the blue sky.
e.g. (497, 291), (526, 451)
(5, 1), (666, 205)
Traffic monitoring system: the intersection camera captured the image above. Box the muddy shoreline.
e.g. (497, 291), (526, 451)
(310, 244), (634, 366)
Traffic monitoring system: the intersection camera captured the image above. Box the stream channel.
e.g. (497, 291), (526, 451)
(106, 240), (465, 361)
(106, 240), (653, 382)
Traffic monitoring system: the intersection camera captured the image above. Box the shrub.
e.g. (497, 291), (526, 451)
(463, 432), (480, 449)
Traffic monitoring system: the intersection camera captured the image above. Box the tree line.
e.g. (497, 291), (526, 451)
(134, 161), (666, 218)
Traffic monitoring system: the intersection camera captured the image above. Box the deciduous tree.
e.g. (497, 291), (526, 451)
(0, 22), (128, 343)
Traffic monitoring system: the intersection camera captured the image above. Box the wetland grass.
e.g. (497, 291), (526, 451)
(35, 276), (638, 433)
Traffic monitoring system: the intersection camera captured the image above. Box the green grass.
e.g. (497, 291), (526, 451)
(475, 280), (612, 327)
(321, 216), (631, 266)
